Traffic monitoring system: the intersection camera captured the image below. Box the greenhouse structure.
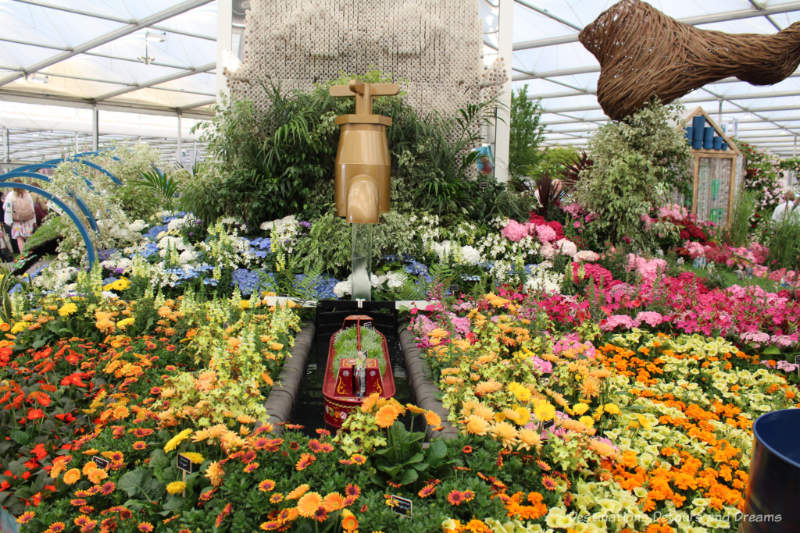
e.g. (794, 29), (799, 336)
(1, 1), (800, 532)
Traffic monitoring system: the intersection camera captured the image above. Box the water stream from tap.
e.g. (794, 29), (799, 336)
(351, 223), (373, 300)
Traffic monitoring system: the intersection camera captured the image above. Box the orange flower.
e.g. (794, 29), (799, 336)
(322, 492), (345, 512)
(286, 484), (310, 500)
(295, 453), (316, 471)
(375, 404), (399, 428)
(62, 468), (81, 485)
(340, 509), (358, 532)
(360, 393), (380, 413)
(87, 467), (108, 484)
(205, 461), (225, 487)
(296, 492), (323, 518)
(424, 410), (442, 428)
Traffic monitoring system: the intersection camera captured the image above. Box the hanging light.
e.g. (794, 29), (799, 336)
(138, 31), (167, 64)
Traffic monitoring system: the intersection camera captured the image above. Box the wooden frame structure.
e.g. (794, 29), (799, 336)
(680, 107), (742, 227)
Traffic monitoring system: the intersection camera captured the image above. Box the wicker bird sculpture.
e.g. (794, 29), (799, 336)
(579, 0), (800, 120)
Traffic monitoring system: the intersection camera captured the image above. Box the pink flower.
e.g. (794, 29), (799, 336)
(600, 314), (636, 331)
(530, 356), (553, 374)
(634, 311), (664, 327)
(557, 239), (577, 257)
(501, 220), (529, 242)
(534, 224), (557, 243)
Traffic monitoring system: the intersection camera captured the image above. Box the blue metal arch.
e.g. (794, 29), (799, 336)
(0, 182), (96, 268)
(0, 171), (99, 232)
(16, 158), (123, 186)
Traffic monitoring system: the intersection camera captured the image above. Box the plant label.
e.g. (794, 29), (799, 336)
(386, 494), (412, 517)
(796, 354), (799, 378)
(92, 456), (110, 470)
(177, 454), (194, 474)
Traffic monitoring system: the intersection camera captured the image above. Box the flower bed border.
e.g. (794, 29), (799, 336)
(263, 323), (315, 434)
(398, 323), (459, 440)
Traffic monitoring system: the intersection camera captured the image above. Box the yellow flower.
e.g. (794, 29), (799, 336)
(286, 484), (310, 500)
(533, 400), (556, 422)
(116, 317), (135, 330)
(604, 403), (621, 415)
(375, 404), (400, 428)
(508, 382), (531, 402)
(205, 461), (225, 487)
(111, 278), (130, 291)
(181, 452), (204, 464)
(491, 421), (518, 447)
(62, 468), (81, 485)
(517, 428), (541, 450)
(465, 415), (489, 435)
(11, 321), (29, 334)
(578, 415), (595, 428)
(58, 302), (78, 317)
(163, 428), (193, 453)
(239, 299), (251, 310)
(166, 481), (186, 495)
(572, 403), (590, 415)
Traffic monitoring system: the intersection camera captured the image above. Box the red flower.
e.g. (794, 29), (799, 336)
(27, 408), (45, 421)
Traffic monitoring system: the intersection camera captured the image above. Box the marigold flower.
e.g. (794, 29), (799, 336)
(465, 415), (489, 435)
(166, 481), (186, 495)
(375, 404), (400, 428)
(205, 461), (225, 487)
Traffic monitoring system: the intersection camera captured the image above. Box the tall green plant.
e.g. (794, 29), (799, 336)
(576, 101), (691, 251)
(725, 190), (756, 247)
(767, 216), (800, 270)
(509, 85), (544, 178)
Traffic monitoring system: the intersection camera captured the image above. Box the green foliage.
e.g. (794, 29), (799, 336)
(290, 210), (352, 276)
(509, 85), (544, 178)
(332, 325), (385, 374)
(23, 215), (66, 253)
(535, 146), (580, 179)
(767, 216), (800, 270)
(132, 166), (180, 209)
(371, 422), (456, 487)
(725, 190), (757, 247)
(576, 101), (691, 251)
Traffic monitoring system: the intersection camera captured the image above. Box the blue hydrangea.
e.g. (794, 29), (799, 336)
(144, 225), (168, 240)
(293, 274), (339, 300)
(249, 237), (272, 250)
(232, 268), (272, 296)
(203, 278), (219, 286)
(404, 259), (432, 282)
(102, 276), (118, 285)
(161, 211), (186, 223)
(140, 242), (159, 258)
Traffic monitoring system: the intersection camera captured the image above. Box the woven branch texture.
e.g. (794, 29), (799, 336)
(579, 0), (800, 120)
(228, 0), (505, 117)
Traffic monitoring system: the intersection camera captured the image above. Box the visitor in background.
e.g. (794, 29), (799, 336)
(3, 182), (36, 253)
(33, 197), (48, 227)
(771, 190), (800, 223)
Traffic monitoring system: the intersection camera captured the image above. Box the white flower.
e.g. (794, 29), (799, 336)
(460, 245), (481, 265)
(574, 250), (600, 262)
(179, 249), (198, 264)
(128, 219), (146, 232)
(333, 280), (352, 298)
(556, 239), (577, 257)
(384, 271), (406, 289)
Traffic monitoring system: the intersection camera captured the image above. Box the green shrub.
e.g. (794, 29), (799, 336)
(508, 85), (544, 179)
(576, 101), (691, 251)
(725, 190), (756, 247)
(23, 215), (67, 253)
(767, 216), (800, 270)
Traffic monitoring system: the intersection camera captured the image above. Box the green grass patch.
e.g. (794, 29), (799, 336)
(332, 325), (386, 375)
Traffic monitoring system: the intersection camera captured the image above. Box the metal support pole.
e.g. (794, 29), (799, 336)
(494, 0), (513, 183)
(216, 0), (232, 103)
(92, 105), (99, 151)
(718, 100), (723, 126)
(176, 111), (183, 165)
(3, 127), (9, 164)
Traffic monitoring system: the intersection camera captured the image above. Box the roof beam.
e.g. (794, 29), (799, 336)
(748, 0), (782, 30)
(12, 0), (216, 42)
(93, 62), (216, 100)
(512, 0), (800, 51)
(0, 0), (214, 88)
(0, 89), (213, 119)
(514, 0), (582, 31)
(0, 36), (214, 72)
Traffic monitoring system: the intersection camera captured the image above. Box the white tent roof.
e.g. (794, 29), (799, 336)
(2, 0), (800, 162)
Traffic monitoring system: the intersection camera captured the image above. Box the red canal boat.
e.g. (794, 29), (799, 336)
(322, 315), (396, 428)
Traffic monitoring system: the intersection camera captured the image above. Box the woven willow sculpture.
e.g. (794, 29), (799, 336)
(579, 0), (800, 120)
(228, 0), (505, 118)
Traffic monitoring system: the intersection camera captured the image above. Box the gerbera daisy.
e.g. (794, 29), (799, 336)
(462, 490), (475, 502)
(295, 453), (316, 471)
(137, 522), (154, 532)
(132, 441), (147, 451)
(244, 462), (259, 473)
(308, 439), (324, 452)
(70, 499), (87, 507)
(350, 453), (367, 465)
(286, 484), (310, 500)
(323, 492), (345, 512)
(341, 509), (358, 532)
(462, 445), (473, 454)
(270, 493), (284, 504)
(260, 521), (281, 531)
(17, 511), (35, 523)
(447, 490), (465, 506)
(99, 481), (115, 495)
(45, 523), (66, 533)
(418, 484), (437, 498)
(344, 484), (361, 499)
(313, 507), (328, 522)
(541, 475), (557, 491)
(375, 404), (399, 428)
(296, 492), (323, 518)
(258, 479), (276, 492)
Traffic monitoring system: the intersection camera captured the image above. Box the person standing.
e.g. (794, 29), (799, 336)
(772, 191), (800, 224)
(3, 184), (36, 253)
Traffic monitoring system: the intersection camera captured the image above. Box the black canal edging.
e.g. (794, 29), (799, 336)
(263, 323), (315, 435)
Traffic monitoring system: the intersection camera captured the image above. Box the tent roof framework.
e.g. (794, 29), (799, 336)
(2, 0), (800, 161)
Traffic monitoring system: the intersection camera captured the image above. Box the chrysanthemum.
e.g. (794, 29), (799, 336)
(296, 492), (323, 518)
(166, 481), (186, 495)
(205, 461), (225, 487)
(465, 415), (489, 435)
